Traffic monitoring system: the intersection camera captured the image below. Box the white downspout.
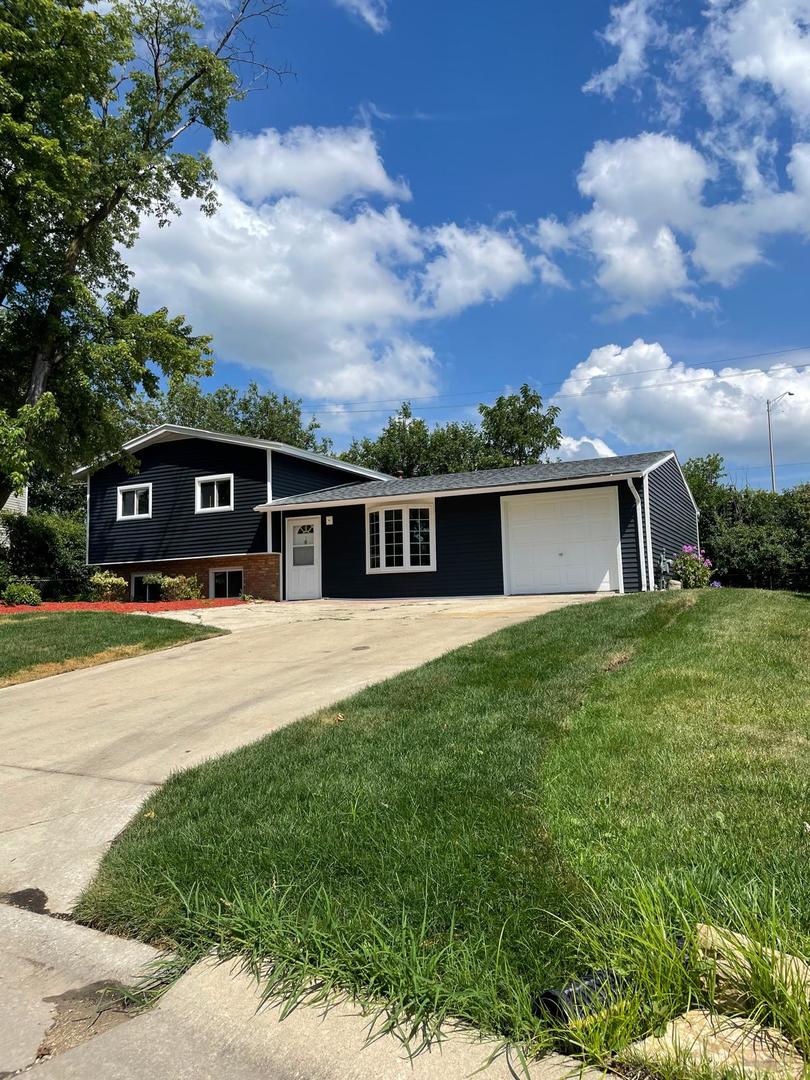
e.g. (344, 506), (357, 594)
(626, 478), (648, 592)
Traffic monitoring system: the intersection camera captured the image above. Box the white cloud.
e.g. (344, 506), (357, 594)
(557, 339), (810, 462)
(584, 0), (660, 97)
(334, 0), (388, 33)
(211, 126), (409, 206)
(557, 435), (617, 460)
(129, 126), (532, 403)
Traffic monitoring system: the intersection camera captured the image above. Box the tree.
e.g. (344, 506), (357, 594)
(132, 379), (333, 453)
(342, 388), (562, 478)
(478, 384), (561, 467)
(0, 0), (285, 505)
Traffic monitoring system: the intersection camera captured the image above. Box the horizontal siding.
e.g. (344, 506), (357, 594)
(2, 487), (28, 515)
(283, 480), (643, 599)
(618, 481), (643, 593)
(89, 439), (267, 563)
(647, 457), (699, 572)
(272, 451), (365, 499)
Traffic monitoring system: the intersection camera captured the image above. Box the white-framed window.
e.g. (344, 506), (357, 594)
(209, 567), (244, 598)
(117, 483), (152, 521)
(366, 503), (436, 574)
(195, 473), (234, 514)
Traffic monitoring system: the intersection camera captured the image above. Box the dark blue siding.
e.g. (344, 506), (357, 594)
(618, 481), (643, 593)
(647, 456), (699, 570)
(272, 451), (365, 499)
(88, 439), (268, 564)
(282, 481), (644, 598)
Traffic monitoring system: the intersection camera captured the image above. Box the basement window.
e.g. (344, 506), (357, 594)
(366, 504), (436, 573)
(117, 483), (151, 520)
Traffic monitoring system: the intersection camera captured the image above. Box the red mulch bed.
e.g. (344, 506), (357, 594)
(0, 599), (246, 615)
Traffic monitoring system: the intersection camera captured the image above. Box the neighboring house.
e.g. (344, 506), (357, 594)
(0, 486), (29, 546)
(78, 425), (699, 602)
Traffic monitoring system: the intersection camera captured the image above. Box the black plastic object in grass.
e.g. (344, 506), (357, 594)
(534, 969), (624, 1022)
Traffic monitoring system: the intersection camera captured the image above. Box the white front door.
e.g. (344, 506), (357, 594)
(502, 488), (622, 595)
(285, 517), (322, 600)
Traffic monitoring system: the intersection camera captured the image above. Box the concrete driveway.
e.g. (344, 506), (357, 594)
(0, 594), (598, 913)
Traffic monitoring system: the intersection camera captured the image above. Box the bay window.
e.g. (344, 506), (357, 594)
(366, 504), (435, 573)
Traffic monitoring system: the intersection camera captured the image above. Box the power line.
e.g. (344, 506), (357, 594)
(297, 344), (810, 412)
(302, 359), (810, 416)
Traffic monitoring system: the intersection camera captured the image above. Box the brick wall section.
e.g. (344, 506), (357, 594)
(105, 553), (280, 600)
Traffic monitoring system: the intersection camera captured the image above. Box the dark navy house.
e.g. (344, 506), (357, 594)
(79, 425), (699, 601)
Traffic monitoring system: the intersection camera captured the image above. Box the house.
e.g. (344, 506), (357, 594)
(78, 425), (698, 601)
(0, 486), (29, 546)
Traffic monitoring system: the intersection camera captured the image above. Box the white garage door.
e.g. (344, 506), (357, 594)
(502, 488), (621, 595)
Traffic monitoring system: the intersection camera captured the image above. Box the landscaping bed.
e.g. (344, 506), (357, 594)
(76, 590), (810, 1063)
(0, 611), (225, 687)
(0, 598), (245, 615)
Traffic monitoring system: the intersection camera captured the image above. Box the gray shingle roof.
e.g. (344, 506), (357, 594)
(262, 450), (672, 508)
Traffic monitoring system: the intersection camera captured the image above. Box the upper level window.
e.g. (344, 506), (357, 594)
(367, 504), (436, 573)
(117, 483), (151, 521)
(195, 473), (234, 514)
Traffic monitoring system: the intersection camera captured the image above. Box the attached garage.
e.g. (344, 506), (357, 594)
(501, 487), (621, 595)
(260, 450), (700, 600)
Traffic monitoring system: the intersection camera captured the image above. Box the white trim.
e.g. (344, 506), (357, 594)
(90, 551), (262, 567)
(500, 487), (622, 596)
(365, 502), (436, 575)
(256, 470), (656, 514)
(116, 482), (152, 521)
(73, 425), (390, 481)
(194, 472), (234, 514)
(642, 473), (655, 589)
(626, 479), (648, 592)
(208, 565), (245, 599)
(285, 516), (322, 600)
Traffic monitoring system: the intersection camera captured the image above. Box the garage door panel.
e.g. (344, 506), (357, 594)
(503, 489), (620, 595)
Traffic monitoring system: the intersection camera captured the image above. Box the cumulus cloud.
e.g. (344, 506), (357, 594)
(334, 0), (388, 33)
(556, 339), (810, 463)
(584, 0), (661, 97)
(556, 435), (617, 460)
(129, 126), (532, 402)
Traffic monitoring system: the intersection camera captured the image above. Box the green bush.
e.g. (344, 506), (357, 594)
(711, 523), (799, 590)
(3, 579), (43, 606)
(670, 545), (714, 588)
(159, 574), (203, 601)
(0, 510), (88, 598)
(89, 570), (128, 602)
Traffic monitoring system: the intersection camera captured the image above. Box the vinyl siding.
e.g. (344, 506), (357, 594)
(282, 480), (644, 599)
(647, 456), (699, 570)
(271, 451), (364, 499)
(88, 439), (267, 564)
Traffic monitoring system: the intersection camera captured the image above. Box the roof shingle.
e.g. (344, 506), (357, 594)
(261, 450), (672, 509)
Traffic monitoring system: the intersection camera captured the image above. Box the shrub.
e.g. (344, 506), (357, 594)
(3, 579), (42, 606)
(159, 574), (203, 601)
(0, 510), (88, 598)
(710, 523), (799, 590)
(89, 570), (128, 602)
(670, 545), (714, 588)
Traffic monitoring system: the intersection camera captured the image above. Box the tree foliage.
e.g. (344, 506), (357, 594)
(132, 379), (332, 453)
(342, 387), (562, 477)
(0, 0), (284, 504)
(0, 508), (88, 597)
(683, 455), (810, 590)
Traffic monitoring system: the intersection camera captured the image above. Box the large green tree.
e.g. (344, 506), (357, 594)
(132, 379), (332, 453)
(0, 0), (284, 505)
(342, 386), (562, 477)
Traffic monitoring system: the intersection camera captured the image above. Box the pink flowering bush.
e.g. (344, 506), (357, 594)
(671, 544), (715, 588)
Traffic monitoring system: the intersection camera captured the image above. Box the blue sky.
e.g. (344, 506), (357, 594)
(130, 0), (810, 487)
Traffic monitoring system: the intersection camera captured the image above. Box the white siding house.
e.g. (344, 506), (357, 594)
(0, 486), (29, 545)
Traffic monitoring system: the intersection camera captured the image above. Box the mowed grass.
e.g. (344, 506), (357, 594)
(76, 591), (810, 1049)
(0, 611), (223, 686)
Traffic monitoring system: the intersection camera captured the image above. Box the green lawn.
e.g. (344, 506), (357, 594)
(76, 591), (810, 1052)
(0, 611), (223, 686)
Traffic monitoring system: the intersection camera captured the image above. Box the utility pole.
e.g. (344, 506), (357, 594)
(766, 391), (794, 492)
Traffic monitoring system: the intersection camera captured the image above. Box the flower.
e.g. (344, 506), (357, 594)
(682, 544), (696, 554)
(710, 581), (722, 588)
